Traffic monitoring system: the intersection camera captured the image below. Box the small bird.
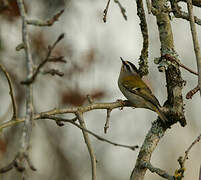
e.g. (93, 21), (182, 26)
(118, 58), (168, 123)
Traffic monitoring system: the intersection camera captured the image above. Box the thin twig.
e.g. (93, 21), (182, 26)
(21, 33), (65, 84)
(0, 100), (130, 131)
(87, 95), (94, 104)
(136, 0), (149, 76)
(175, 134), (201, 179)
(114, 0), (127, 20)
(141, 162), (174, 180)
(104, 109), (112, 133)
(103, 0), (111, 23)
(40, 115), (139, 151)
(16, 43), (25, 51)
(186, 0), (201, 95)
(163, 54), (198, 76)
(186, 85), (199, 99)
(47, 56), (66, 63)
(183, 133), (201, 165)
(0, 161), (14, 173)
(43, 69), (64, 77)
(27, 9), (64, 26)
(0, 151), (36, 174)
(171, 2), (201, 26)
(76, 112), (97, 180)
(0, 63), (17, 119)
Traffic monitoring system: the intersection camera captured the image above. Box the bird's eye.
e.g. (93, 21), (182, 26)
(124, 63), (131, 72)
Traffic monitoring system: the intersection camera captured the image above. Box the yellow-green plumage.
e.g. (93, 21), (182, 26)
(118, 60), (168, 122)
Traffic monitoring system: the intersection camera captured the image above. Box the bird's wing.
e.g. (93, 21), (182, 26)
(122, 76), (161, 107)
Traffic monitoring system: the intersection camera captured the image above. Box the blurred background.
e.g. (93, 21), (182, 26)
(0, 0), (201, 179)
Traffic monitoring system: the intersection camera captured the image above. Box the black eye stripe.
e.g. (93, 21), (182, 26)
(125, 63), (131, 72)
(126, 61), (138, 73)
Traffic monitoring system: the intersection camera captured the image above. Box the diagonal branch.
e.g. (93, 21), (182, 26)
(21, 33), (65, 84)
(103, 0), (111, 23)
(136, 0), (149, 77)
(163, 54), (198, 76)
(114, 0), (127, 20)
(186, 85), (199, 99)
(76, 112), (97, 180)
(0, 63), (17, 119)
(171, 2), (201, 26)
(142, 161), (174, 180)
(27, 9), (64, 26)
(40, 115), (139, 151)
(186, 0), (201, 95)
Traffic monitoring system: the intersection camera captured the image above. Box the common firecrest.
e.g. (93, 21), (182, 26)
(118, 58), (168, 123)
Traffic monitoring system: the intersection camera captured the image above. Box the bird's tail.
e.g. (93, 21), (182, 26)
(155, 107), (168, 123)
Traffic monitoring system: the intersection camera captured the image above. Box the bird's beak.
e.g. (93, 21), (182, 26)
(120, 57), (126, 65)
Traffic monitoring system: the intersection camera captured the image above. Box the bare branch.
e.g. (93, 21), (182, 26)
(0, 63), (17, 119)
(40, 115), (139, 151)
(141, 162), (174, 180)
(175, 134), (201, 179)
(16, 43), (25, 51)
(186, 0), (201, 95)
(47, 56), (66, 63)
(104, 109), (112, 133)
(163, 54), (198, 76)
(114, 0), (127, 20)
(183, 133), (201, 165)
(186, 85), (199, 99)
(136, 0), (149, 76)
(17, 0), (34, 166)
(43, 69), (64, 77)
(103, 0), (111, 23)
(0, 152), (36, 174)
(27, 9), (64, 26)
(87, 94), (94, 104)
(130, 120), (168, 180)
(21, 33), (65, 84)
(0, 161), (14, 173)
(76, 112), (97, 180)
(0, 100), (130, 131)
(171, 2), (201, 25)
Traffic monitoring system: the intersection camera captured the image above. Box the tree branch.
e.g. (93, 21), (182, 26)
(26, 9), (64, 26)
(171, 1), (201, 26)
(186, 85), (199, 99)
(16, 1), (34, 175)
(130, 120), (168, 180)
(136, 0), (149, 77)
(0, 63), (17, 119)
(103, 0), (111, 23)
(76, 112), (97, 180)
(141, 161), (174, 180)
(114, 0), (127, 20)
(130, 0), (186, 179)
(21, 33), (65, 84)
(186, 0), (201, 95)
(163, 54), (198, 76)
(39, 115), (139, 151)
